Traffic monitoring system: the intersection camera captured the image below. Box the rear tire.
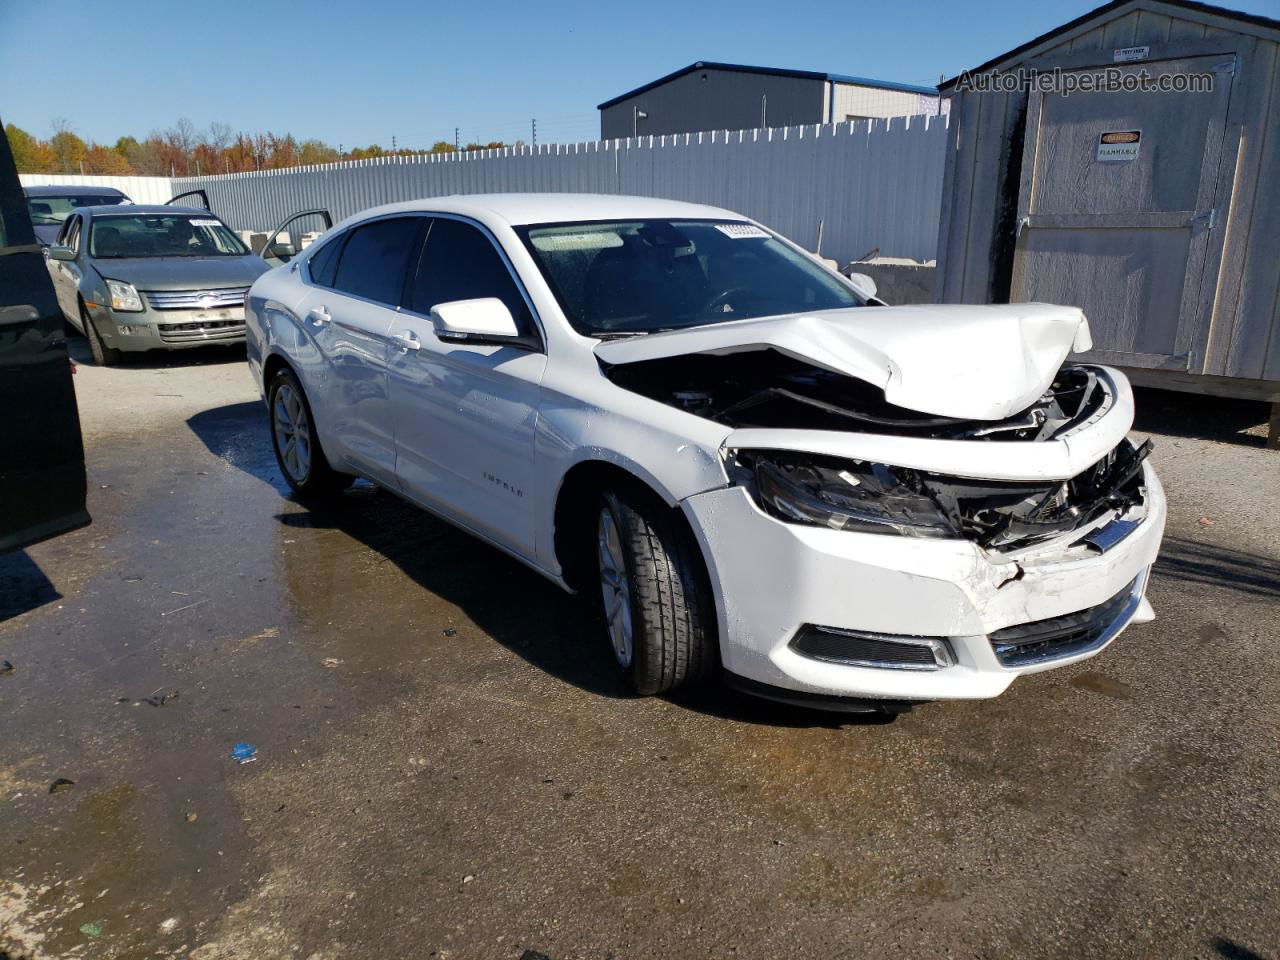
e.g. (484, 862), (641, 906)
(82, 305), (121, 366)
(596, 486), (717, 695)
(267, 368), (352, 498)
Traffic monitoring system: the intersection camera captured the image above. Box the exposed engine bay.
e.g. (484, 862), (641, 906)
(602, 349), (1151, 551)
(602, 349), (1108, 440)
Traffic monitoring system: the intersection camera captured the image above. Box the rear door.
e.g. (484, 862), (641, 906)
(305, 215), (425, 486)
(1011, 56), (1235, 370)
(0, 120), (89, 552)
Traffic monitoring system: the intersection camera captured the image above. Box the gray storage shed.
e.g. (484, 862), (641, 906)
(934, 0), (1280, 446)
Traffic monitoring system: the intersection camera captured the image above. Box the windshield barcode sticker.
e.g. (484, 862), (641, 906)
(189, 219), (220, 227)
(715, 223), (770, 239)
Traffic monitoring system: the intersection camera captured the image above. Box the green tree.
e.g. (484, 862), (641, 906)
(5, 124), (55, 172)
(429, 141), (456, 154)
(299, 138), (339, 165)
(49, 121), (87, 173)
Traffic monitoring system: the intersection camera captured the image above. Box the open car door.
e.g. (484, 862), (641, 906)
(165, 188), (210, 210)
(261, 209), (333, 268)
(0, 119), (89, 553)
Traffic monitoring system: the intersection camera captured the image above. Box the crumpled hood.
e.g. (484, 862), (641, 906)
(593, 303), (1093, 421)
(89, 255), (268, 291)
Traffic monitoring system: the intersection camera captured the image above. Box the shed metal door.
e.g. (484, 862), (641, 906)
(1010, 56), (1235, 370)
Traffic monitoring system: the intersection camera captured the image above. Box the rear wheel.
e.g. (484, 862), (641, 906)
(268, 368), (351, 497)
(82, 305), (121, 366)
(596, 486), (716, 695)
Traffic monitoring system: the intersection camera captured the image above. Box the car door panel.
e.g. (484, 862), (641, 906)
(303, 216), (424, 486)
(386, 216), (546, 560)
(387, 317), (546, 556)
(309, 290), (399, 483)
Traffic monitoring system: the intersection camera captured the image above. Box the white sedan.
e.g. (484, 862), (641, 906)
(245, 194), (1165, 713)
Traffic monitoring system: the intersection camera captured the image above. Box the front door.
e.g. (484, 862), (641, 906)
(1011, 55), (1235, 370)
(386, 216), (546, 561)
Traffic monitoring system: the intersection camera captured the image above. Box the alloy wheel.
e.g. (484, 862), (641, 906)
(597, 505), (634, 668)
(273, 383), (312, 483)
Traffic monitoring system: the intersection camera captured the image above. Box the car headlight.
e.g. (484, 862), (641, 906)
(734, 451), (956, 538)
(105, 279), (143, 312)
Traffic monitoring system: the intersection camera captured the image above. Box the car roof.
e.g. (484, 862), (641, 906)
(24, 184), (128, 197)
(86, 204), (215, 217)
(339, 193), (748, 228)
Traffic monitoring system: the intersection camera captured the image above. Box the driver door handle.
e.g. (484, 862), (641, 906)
(391, 331), (421, 352)
(307, 305), (331, 326)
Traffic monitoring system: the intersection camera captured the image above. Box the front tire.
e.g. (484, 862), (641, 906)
(268, 368), (351, 498)
(596, 487), (716, 695)
(82, 305), (121, 366)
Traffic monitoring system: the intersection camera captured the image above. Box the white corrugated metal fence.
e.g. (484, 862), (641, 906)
(22, 117), (947, 263)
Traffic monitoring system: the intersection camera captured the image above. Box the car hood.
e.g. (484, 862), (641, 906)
(592, 303), (1093, 421)
(90, 256), (268, 290)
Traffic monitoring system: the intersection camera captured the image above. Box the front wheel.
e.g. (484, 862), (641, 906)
(82, 305), (121, 366)
(268, 368), (351, 498)
(596, 487), (717, 695)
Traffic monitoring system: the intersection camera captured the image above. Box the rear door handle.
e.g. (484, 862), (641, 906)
(307, 305), (331, 326)
(391, 331), (421, 352)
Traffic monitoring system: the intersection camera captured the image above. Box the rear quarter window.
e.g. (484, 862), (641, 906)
(307, 235), (344, 288)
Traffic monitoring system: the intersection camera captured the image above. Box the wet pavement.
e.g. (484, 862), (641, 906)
(2, 341), (1279, 959)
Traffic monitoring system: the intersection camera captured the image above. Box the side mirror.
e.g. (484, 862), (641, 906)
(269, 242), (295, 260)
(430, 298), (519, 341)
(847, 271), (878, 299)
(49, 244), (75, 262)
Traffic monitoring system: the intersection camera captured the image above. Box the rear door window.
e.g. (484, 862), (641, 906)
(331, 217), (423, 305)
(408, 217), (533, 335)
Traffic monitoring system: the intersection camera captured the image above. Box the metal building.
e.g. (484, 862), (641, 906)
(935, 0), (1280, 445)
(598, 62), (941, 139)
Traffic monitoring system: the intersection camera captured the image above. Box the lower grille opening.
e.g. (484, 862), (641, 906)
(989, 574), (1143, 667)
(791, 625), (952, 671)
(158, 319), (246, 343)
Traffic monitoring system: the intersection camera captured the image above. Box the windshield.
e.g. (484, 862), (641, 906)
(517, 219), (863, 336)
(27, 194), (126, 225)
(89, 214), (249, 259)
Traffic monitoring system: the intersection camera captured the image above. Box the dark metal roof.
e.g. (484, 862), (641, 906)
(597, 61), (938, 109)
(23, 184), (128, 197)
(940, 0), (1280, 90)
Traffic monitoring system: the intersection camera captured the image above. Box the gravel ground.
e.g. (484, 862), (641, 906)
(1, 340), (1277, 960)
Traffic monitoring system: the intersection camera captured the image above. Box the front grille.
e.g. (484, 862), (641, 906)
(790, 625), (952, 671)
(143, 286), (249, 311)
(157, 319), (246, 343)
(989, 573), (1143, 667)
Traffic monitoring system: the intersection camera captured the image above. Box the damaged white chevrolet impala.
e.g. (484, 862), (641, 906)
(245, 194), (1165, 712)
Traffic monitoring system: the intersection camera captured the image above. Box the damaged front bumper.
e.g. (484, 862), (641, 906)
(681, 457), (1165, 704)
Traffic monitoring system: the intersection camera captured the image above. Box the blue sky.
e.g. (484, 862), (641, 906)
(2, 0), (1277, 148)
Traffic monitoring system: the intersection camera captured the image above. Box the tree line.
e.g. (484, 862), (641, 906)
(7, 118), (511, 177)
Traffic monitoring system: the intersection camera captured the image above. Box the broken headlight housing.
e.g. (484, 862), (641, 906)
(735, 452), (955, 538)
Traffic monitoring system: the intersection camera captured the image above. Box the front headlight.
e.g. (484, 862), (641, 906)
(105, 279), (143, 313)
(735, 451), (956, 538)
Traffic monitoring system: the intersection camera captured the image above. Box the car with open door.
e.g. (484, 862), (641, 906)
(245, 194), (1165, 713)
(1, 122), (89, 552)
(46, 201), (270, 364)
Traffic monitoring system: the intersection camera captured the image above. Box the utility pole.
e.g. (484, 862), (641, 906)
(531, 119), (536, 148)
(392, 135), (397, 153)
(761, 94), (767, 129)
(455, 127), (459, 150)
(79, 159), (84, 174)
(632, 106), (648, 136)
